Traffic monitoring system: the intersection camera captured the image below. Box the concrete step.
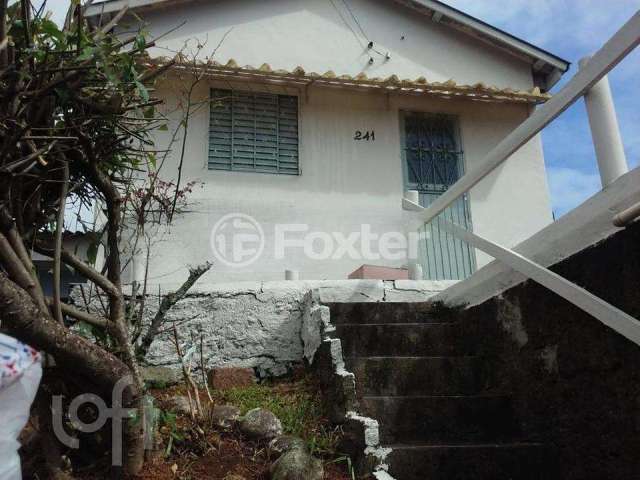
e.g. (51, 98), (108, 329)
(360, 395), (520, 444)
(345, 356), (485, 396)
(326, 302), (446, 325)
(335, 323), (475, 357)
(386, 443), (558, 480)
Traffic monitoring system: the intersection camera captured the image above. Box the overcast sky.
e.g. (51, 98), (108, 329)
(40, 0), (640, 217)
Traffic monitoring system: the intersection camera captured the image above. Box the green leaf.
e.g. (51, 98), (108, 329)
(77, 46), (96, 61)
(40, 19), (64, 42)
(135, 80), (149, 102)
(134, 33), (146, 51)
(158, 124), (169, 132)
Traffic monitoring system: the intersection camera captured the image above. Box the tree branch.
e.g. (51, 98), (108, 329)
(0, 272), (132, 395)
(34, 243), (121, 299)
(52, 161), (69, 324)
(45, 297), (111, 331)
(137, 261), (211, 358)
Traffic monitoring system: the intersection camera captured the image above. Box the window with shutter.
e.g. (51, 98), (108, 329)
(208, 89), (299, 175)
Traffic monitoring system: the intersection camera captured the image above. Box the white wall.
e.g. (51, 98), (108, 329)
(134, 0), (534, 90)
(125, 0), (553, 288)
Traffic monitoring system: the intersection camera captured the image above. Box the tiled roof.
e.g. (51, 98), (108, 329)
(148, 57), (552, 104)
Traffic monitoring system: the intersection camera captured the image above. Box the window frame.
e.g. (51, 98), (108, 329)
(208, 88), (301, 176)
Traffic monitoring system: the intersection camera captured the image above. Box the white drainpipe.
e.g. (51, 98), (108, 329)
(579, 56), (629, 187)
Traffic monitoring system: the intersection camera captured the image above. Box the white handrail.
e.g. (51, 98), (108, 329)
(404, 197), (640, 346)
(613, 201), (640, 227)
(418, 11), (640, 226)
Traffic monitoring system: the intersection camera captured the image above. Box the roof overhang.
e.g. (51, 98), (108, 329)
(149, 57), (552, 104)
(391, 0), (570, 90)
(86, 0), (570, 91)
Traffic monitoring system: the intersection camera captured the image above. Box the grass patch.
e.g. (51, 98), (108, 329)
(212, 378), (341, 456)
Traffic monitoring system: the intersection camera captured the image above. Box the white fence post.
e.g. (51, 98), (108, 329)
(579, 56), (629, 187)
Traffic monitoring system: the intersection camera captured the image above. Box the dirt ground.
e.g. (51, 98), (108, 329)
(23, 377), (354, 480)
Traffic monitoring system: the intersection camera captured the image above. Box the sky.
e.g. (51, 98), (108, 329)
(40, 0), (640, 217)
(446, 0), (640, 217)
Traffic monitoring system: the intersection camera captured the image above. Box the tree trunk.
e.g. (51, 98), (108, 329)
(0, 272), (144, 475)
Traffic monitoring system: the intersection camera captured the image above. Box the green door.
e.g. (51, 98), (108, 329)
(402, 112), (476, 280)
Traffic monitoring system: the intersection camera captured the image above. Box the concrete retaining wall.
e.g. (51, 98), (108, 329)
(73, 279), (449, 377)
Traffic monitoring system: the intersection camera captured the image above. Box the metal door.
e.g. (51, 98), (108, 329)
(402, 112), (476, 280)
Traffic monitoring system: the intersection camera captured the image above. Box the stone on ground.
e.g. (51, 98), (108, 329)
(270, 445), (324, 480)
(208, 367), (257, 390)
(209, 404), (241, 430)
(142, 366), (181, 386)
(239, 408), (283, 440)
(169, 395), (195, 415)
(269, 435), (307, 458)
(222, 475), (247, 480)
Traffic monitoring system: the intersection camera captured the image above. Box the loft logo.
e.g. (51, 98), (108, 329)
(210, 213), (265, 267)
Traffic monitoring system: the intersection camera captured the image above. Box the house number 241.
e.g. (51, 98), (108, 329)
(354, 130), (375, 141)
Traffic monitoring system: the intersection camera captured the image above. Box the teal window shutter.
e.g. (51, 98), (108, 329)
(209, 89), (299, 175)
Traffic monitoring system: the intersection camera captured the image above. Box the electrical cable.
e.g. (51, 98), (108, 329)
(341, 0), (368, 39)
(340, 0), (388, 58)
(328, 0), (366, 49)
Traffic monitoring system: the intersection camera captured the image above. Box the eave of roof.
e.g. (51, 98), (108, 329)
(148, 57), (552, 104)
(86, 0), (570, 89)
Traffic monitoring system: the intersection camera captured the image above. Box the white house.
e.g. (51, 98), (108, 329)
(87, 0), (569, 288)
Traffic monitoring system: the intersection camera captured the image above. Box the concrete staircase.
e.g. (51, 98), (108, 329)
(328, 303), (557, 480)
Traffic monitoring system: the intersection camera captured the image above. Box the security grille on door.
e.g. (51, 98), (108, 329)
(405, 114), (462, 192)
(403, 113), (476, 280)
(208, 89), (299, 175)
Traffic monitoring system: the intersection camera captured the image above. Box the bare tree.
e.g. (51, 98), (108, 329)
(0, 1), (173, 475)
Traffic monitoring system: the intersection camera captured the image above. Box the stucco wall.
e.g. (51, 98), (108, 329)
(123, 0), (553, 287)
(135, 0), (534, 90)
(143, 81), (551, 287)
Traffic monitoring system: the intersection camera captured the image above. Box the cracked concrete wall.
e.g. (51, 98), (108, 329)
(72, 279), (447, 378)
(301, 290), (396, 479)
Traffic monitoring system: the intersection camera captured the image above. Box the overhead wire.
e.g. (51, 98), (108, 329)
(340, 0), (388, 58)
(328, 0), (366, 50)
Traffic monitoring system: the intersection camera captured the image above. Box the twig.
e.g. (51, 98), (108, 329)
(52, 160), (69, 324)
(200, 335), (213, 403)
(172, 327), (202, 420)
(137, 261), (212, 358)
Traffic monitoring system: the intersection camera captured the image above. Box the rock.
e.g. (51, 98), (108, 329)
(142, 366), (181, 387)
(270, 445), (324, 480)
(239, 408), (283, 440)
(208, 367), (257, 390)
(169, 395), (195, 416)
(209, 404), (241, 430)
(269, 435), (307, 458)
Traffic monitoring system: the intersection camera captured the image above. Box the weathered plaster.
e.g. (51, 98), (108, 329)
(73, 279), (443, 377)
(301, 290), (396, 479)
